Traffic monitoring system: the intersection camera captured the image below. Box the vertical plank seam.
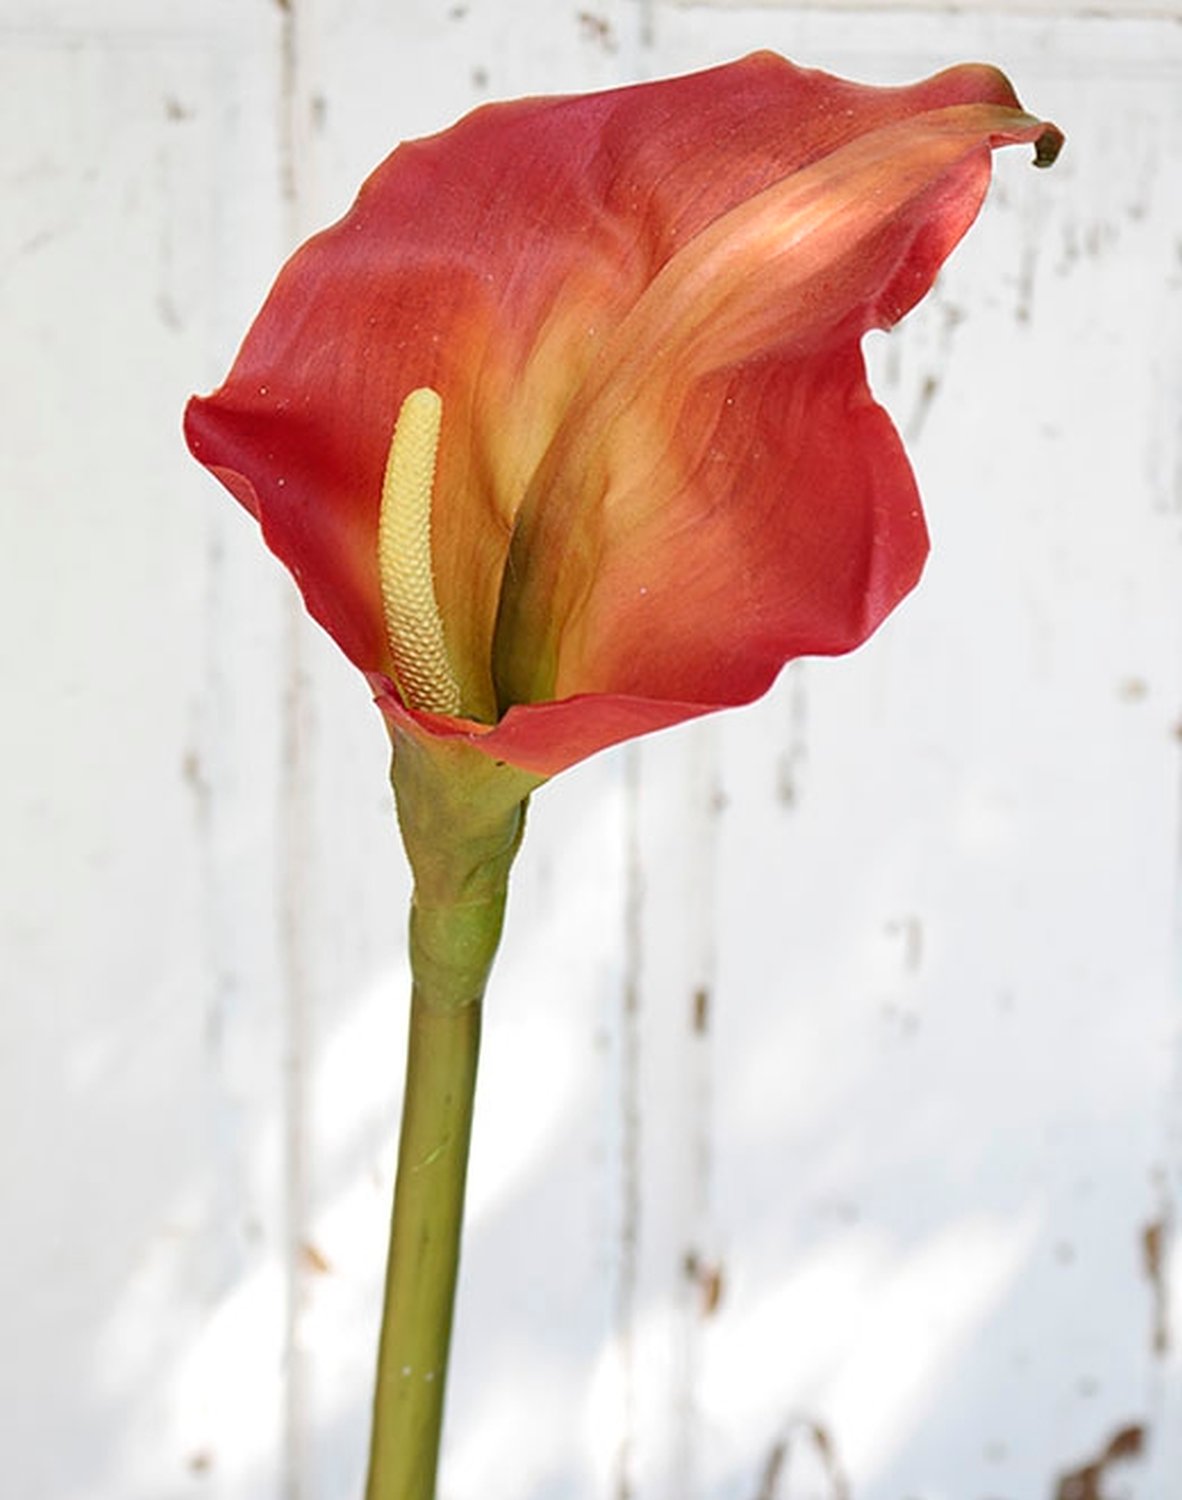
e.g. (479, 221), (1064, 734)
(637, 0), (656, 50)
(279, 603), (312, 1500)
(616, 744), (644, 1500)
(276, 3), (311, 1496)
(675, 722), (722, 1500)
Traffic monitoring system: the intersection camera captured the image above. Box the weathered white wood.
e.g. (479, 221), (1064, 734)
(625, 11), (1182, 1499)
(666, 0), (1182, 16)
(0, 8), (293, 1499)
(3, 2), (1179, 1498)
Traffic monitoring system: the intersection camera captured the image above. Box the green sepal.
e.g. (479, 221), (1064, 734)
(390, 726), (543, 1010)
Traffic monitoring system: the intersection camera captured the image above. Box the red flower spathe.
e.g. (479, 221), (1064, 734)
(185, 52), (1061, 777)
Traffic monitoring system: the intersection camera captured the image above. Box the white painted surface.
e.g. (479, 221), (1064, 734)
(2, 3), (1179, 1499)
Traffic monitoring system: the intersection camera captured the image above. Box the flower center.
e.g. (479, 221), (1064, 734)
(377, 387), (463, 715)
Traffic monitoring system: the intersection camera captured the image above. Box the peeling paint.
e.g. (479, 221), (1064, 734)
(1014, 240), (1038, 323)
(577, 10), (618, 51)
(904, 370), (941, 442)
(1141, 1213), (1171, 1355)
(754, 1417), (849, 1500)
(298, 1241), (332, 1276)
(776, 663), (808, 808)
(1053, 1423), (1147, 1500)
(683, 1249), (724, 1316)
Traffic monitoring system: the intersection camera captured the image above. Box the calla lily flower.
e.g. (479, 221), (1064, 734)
(185, 52), (1061, 777)
(185, 56), (1062, 1498)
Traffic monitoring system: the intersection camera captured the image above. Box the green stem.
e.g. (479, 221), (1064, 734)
(364, 952), (482, 1500)
(363, 729), (541, 1500)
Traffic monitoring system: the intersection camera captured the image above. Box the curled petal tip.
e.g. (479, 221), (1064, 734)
(1033, 122), (1065, 168)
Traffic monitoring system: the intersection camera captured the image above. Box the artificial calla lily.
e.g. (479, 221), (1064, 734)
(186, 54), (1062, 1500)
(185, 51), (1059, 778)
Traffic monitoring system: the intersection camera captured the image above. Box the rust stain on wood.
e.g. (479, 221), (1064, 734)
(755, 1417), (849, 1500)
(1141, 1215), (1171, 1355)
(683, 1249), (724, 1317)
(1052, 1423), (1147, 1500)
(577, 10), (617, 50)
(298, 1240), (332, 1275)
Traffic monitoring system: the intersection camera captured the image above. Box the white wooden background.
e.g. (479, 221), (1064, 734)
(3, 2), (1181, 1498)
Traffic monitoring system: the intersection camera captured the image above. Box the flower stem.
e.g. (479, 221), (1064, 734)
(363, 729), (541, 1500)
(364, 959), (482, 1500)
